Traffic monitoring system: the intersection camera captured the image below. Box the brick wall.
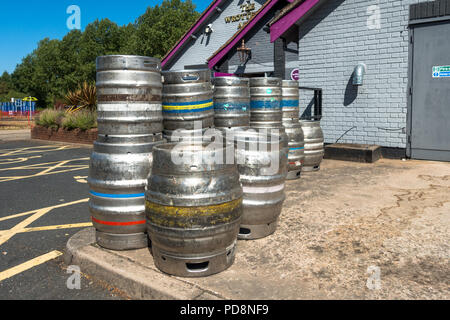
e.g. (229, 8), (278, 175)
(296, 0), (423, 148)
(31, 125), (97, 145)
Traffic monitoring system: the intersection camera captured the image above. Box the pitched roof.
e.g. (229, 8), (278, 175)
(207, 0), (280, 69)
(268, 0), (306, 26)
(161, 0), (224, 68)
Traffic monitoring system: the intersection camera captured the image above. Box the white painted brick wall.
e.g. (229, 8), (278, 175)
(297, 0), (423, 148)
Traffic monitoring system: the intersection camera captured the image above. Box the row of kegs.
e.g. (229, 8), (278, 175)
(88, 55), (324, 277)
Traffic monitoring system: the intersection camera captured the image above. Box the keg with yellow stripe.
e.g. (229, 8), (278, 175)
(146, 142), (243, 277)
(231, 129), (288, 240)
(162, 69), (214, 131)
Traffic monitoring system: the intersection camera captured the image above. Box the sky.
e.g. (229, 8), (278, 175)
(0, 0), (210, 74)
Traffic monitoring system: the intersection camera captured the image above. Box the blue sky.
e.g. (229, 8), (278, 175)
(0, 0), (210, 74)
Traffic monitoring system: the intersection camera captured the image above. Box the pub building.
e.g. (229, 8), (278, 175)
(161, 0), (450, 162)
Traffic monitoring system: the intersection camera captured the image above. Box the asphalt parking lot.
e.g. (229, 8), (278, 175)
(0, 140), (123, 300)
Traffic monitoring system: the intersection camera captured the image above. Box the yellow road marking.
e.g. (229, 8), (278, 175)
(0, 198), (89, 223)
(0, 155), (42, 165)
(0, 145), (76, 157)
(20, 223), (93, 233)
(0, 199), (89, 247)
(0, 251), (63, 282)
(74, 176), (88, 184)
(0, 158), (89, 183)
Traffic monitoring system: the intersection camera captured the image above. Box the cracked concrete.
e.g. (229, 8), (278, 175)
(67, 158), (450, 300)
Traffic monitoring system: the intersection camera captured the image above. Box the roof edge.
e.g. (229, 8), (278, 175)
(161, 0), (224, 68)
(207, 0), (280, 69)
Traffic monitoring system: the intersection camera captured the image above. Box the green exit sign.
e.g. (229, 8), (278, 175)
(432, 66), (450, 78)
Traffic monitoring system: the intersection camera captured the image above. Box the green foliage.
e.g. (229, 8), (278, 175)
(35, 109), (65, 129)
(132, 0), (200, 58)
(65, 81), (97, 111)
(9, 0), (200, 108)
(62, 110), (97, 131)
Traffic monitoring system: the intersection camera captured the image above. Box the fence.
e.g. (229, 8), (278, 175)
(1, 100), (37, 117)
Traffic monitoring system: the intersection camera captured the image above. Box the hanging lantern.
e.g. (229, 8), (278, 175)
(237, 39), (251, 65)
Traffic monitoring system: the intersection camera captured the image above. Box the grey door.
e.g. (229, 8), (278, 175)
(410, 21), (450, 161)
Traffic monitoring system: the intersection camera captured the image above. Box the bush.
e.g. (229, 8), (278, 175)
(62, 110), (97, 131)
(35, 109), (65, 129)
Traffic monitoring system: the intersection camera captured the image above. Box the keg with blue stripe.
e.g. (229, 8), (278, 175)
(283, 121), (305, 180)
(300, 120), (324, 172)
(282, 80), (300, 120)
(230, 129), (288, 240)
(146, 142), (243, 277)
(249, 77), (282, 126)
(281, 80), (304, 179)
(89, 55), (164, 251)
(162, 69), (214, 132)
(213, 77), (250, 130)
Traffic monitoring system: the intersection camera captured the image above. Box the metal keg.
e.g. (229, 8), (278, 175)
(96, 55), (163, 134)
(282, 80), (300, 120)
(89, 134), (165, 250)
(213, 77), (250, 129)
(250, 122), (289, 167)
(300, 120), (324, 172)
(162, 69), (214, 131)
(146, 142), (243, 277)
(283, 120), (305, 180)
(89, 55), (164, 251)
(231, 129), (287, 240)
(249, 77), (282, 126)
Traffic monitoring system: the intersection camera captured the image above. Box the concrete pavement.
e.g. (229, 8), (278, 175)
(66, 158), (450, 300)
(0, 130), (30, 142)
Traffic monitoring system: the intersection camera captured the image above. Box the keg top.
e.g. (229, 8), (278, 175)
(96, 55), (161, 72)
(282, 80), (299, 88)
(213, 77), (250, 87)
(162, 69), (211, 84)
(249, 77), (282, 87)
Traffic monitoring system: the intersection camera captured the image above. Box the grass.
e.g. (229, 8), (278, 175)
(35, 109), (65, 130)
(61, 110), (97, 131)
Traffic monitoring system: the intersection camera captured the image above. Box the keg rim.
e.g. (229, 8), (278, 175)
(213, 76), (250, 86)
(96, 55), (161, 71)
(282, 80), (299, 87)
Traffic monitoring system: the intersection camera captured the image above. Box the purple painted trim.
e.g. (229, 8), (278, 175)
(161, 0), (223, 68)
(214, 72), (235, 77)
(270, 0), (319, 43)
(208, 0), (280, 69)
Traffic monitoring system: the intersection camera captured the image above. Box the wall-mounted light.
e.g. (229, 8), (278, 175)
(237, 39), (251, 65)
(352, 63), (366, 86)
(205, 24), (214, 35)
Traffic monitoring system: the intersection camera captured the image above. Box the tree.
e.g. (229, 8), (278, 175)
(0, 72), (11, 96)
(7, 1), (200, 108)
(132, 0), (200, 58)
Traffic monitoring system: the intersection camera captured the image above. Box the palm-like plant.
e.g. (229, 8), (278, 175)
(65, 81), (97, 113)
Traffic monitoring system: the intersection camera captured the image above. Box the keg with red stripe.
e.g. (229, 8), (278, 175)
(89, 55), (164, 250)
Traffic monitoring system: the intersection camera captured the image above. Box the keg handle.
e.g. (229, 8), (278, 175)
(181, 73), (200, 82)
(143, 61), (159, 70)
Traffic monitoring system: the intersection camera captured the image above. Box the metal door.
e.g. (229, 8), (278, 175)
(409, 20), (450, 161)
